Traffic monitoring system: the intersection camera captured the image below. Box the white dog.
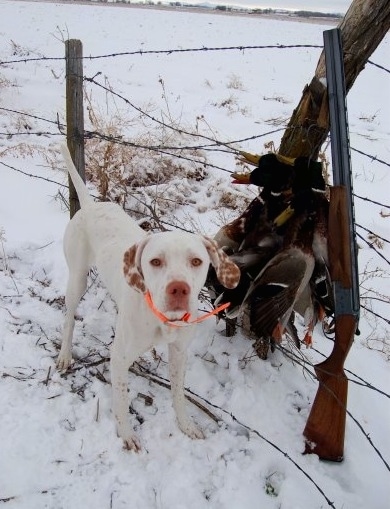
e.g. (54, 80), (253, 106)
(57, 145), (240, 451)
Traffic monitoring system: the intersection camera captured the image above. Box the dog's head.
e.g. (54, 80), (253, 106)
(123, 232), (240, 319)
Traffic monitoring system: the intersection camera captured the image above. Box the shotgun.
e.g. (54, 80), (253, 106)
(303, 28), (360, 462)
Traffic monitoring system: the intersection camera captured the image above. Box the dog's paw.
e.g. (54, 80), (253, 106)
(179, 420), (205, 440)
(56, 352), (73, 372)
(122, 434), (142, 453)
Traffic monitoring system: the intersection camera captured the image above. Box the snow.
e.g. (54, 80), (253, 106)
(1, 1), (389, 508)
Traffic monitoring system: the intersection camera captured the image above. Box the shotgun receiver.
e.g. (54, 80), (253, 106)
(303, 29), (360, 462)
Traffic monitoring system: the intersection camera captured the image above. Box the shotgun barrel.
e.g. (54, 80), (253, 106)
(303, 28), (360, 462)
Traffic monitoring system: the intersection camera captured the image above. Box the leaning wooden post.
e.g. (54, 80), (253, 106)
(65, 39), (85, 218)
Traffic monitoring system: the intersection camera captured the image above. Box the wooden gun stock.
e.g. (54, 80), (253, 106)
(303, 315), (356, 461)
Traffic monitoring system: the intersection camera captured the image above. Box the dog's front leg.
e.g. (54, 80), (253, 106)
(169, 339), (204, 440)
(110, 337), (141, 452)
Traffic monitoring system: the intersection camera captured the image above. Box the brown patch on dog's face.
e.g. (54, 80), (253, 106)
(123, 245), (146, 293)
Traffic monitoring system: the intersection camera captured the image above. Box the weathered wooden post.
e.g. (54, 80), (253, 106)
(65, 39), (85, 218)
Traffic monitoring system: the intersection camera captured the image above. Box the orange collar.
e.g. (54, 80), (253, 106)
(144, 291), (230, 328)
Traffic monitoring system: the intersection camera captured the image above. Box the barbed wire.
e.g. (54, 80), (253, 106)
(0, 105), (286, 152)
(356, 232), (390, 267)
(3, 127), (390, 198)
(351, 147), (390, 168)
(233, 320), (390, 471)
(0, 106), (65, 129)
(2, 120), (390, 227)
(84, 73), (243, 152)
(1, 46), (389, 75)
(0, 160), (67, 187)
(0, 131), (62, 138)
(133, 331), (390, 477)
(3, 96), (390, 185)
(354, 193), (390, 210)
(367, 59), (390, 74)
(0, 44), (322, 66)
(361, 304), (390, 326)
(1, 125), (389, 181)
(307, 343), (390, 398)
(356, 223), (390, 245)
(4, 157), (390, 263)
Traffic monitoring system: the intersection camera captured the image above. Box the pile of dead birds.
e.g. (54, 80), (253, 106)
(208, 153), (335, 359)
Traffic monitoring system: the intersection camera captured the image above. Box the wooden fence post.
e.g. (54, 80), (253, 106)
(65, 39), (85, 218)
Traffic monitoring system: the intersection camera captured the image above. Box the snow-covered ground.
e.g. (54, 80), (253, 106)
(0, 1), (389, 508)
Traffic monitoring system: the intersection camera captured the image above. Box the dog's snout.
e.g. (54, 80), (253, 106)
(166, 281), (190, 296)
(166, 281), (190, 311)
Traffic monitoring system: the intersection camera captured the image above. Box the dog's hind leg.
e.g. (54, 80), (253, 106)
(57, 221), (90, 371)
(57, 270), (88, 370)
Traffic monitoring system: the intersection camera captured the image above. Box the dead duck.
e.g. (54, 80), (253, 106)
(211, 154), (295, 317)
(288, 162), (334, 346)
(251, 155), (334, 347)
(210, 152), (333, 350)
(242, 205), (316, 344)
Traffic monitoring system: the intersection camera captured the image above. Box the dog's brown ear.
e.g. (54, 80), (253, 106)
(202, 236), (240, 289)
(123, 239), (149, 293)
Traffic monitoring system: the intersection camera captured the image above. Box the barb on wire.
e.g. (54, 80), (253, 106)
(356, 223), (390, 245)
(356, 231), (390, 267)
(0, 107), (66, 129)
(351, 147), (390, 168)
(353, 193), (390, 210)
(0, 131), (62, 138)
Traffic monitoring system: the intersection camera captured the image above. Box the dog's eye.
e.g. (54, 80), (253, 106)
(191, 258), (203, 267)
(150, 258), (162, 267)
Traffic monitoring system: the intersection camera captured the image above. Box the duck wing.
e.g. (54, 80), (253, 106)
(245, 247), (315, 340)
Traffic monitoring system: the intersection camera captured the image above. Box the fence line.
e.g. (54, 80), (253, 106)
(1, 45), (389, 75)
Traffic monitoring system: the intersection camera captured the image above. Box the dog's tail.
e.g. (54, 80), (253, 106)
(61, 143), (93, 208)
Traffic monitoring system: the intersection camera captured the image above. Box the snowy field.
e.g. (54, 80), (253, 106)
(0, 1), (389, 508)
